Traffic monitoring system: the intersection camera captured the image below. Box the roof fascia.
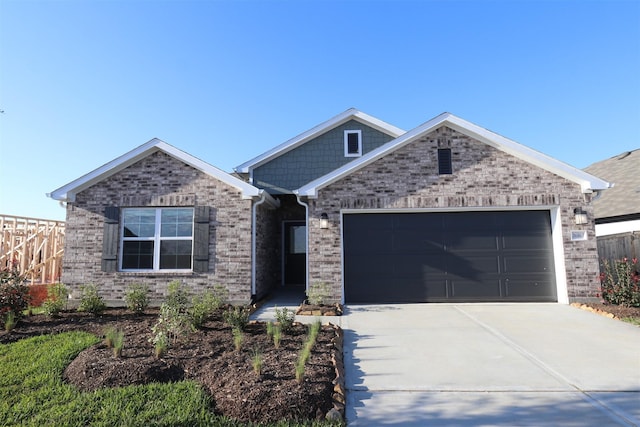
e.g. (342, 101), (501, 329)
(296, 113), (612, 197)
(234, 108), (405, 173)
(48, 138), (261, 202)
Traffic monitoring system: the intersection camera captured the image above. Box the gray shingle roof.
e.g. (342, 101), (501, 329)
(584, 149), (640, 219)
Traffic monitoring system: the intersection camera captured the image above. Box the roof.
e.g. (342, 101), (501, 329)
(584, 149), (640, 219)
(234, 108), (406, 173)
(296, 112), (612, 197)
(48, 138), (264, 202)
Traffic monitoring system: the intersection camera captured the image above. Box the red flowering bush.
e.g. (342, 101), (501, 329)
(0, 266), (31, 324)
(599, 257), (640, 307)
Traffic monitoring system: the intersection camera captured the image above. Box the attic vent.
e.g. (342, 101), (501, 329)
(438, 148), (452, 175)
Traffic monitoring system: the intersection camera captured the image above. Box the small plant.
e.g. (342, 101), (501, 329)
(223, 306), (250, 331)
(274, 306), (295, 334)
(125, 283), (149, 314)
(165, 280), (189, 311)
(42, 283), (68, 317)
(306, 282), (332, 306)
(295, 321), (321, 383)
(251, 348), (263, 376)
(232, 328), (244, 352)
(152, 330), (169, 358)
(112, 330), (124, 357)
(77, 284), (106, 315)
(272, 324), (282, 349)
(104, 326), (117, 347)
(150, 303), (193, 346)
(266, 321), (274, 338)
(3, 311), (16, 332)
(599, 257), (640, 307)
(189, 289), (221, 329)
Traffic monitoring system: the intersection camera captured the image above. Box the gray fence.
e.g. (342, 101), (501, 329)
(596, 232), (639, 264)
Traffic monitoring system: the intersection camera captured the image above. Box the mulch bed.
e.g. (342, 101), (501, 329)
(0, 309), (341, 424)
(575, 302), (640, 321)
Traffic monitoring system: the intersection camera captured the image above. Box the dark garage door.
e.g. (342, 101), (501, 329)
(343, 211), (557, 303)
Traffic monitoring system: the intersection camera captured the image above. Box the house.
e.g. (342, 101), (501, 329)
(583, 149), (640, 261)
(48, 109), (611, 305)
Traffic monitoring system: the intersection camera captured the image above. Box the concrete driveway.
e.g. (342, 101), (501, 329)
(341, 303), (640, 426)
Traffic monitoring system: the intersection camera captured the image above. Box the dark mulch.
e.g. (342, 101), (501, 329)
(579, 302), (640, 321)
(0, 309), (337, 424)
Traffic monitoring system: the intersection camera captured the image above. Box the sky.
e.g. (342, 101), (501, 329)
(0, 0), (638, 221)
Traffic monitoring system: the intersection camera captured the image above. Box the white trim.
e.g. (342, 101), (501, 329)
(296, 113), (612, 197)
(234, 108), (405, 173)
(595, 220), (640, 236)
(48, 138), (262, 202)
(344, 130), (362, 157)
(339, 206), (569, 304)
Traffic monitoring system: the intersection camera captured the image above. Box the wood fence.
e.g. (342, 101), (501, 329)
(596, 232), (639, 264)
(0, 214), (65, 284)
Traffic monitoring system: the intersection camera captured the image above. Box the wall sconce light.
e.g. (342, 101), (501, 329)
(320, 213), (329, 229)
(573, 208), (588, 225)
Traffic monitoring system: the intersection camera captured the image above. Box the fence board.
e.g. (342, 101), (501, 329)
(596, 232), (639, 264)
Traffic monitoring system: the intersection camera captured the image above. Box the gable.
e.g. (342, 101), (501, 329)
(252, 119), (397, 194)
(49, 138), (262, 202)
(296, 113), (611, 197)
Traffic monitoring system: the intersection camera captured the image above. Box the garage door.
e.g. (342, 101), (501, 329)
(343, 211), (557, 303)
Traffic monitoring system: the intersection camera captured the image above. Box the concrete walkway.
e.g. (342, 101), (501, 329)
(342, 303), (640, 426)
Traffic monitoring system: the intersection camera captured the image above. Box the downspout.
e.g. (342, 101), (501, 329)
(251, 191), (268, 297)
(294, 192), (310, 293)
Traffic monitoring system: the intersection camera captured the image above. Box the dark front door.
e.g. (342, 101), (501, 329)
(343, 211), (557, 303)
(284, 221), (306, 286)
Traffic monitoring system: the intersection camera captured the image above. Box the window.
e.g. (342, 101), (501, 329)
(344, 130), (362, 157)
(438, 148), (452, 174)
(120, 208), (194, 271)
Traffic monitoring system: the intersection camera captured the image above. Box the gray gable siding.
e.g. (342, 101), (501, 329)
(252, 120), (395, 193)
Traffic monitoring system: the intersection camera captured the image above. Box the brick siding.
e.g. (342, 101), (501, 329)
(62, 151), (254, 304)
(308, 126), (599, 303)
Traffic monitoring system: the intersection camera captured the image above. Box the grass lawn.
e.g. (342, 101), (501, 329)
(0, 331), (336, 427)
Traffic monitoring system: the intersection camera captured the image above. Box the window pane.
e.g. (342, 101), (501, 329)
(347, 133), (360, 154)
(161, 208), (193, 237)
(160, 240), (193, 269)
(122, 241), (154, 269)
(123, 209), (156, 237)
(289, 225), (307, 254)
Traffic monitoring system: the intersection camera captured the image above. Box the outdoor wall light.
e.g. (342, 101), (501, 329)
(320, 213), (329, 229)
(573, 208), (588, 225)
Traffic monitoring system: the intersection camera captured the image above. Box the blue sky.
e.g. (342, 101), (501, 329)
(0, 0), (638, 221)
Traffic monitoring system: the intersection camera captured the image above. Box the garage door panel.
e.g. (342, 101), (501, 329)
(505, 279), (556, 300)
(450, 278), (502, 299)
(503, 256), (553, 274)
(343, 211), (556, 303)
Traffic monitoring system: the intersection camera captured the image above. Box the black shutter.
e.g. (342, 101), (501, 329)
(438, 148), (453, 175)
(193, 206), (210, 273)
(101, 206), (120, 272)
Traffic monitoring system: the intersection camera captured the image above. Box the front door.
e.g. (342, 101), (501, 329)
(283, 221), (306, 286)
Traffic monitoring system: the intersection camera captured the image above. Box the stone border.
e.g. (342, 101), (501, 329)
(570, 303), (617, 319)
(296, 303), (343, 316)
(325, 323), (346, 423)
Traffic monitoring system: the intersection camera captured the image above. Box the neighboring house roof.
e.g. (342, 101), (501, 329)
(584, 149), (640, 220)
(296, 112), (612, 197)
(234, 108), (406, 173)
(48, 138), (265, 202)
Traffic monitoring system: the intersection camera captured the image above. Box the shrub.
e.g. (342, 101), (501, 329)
(189, 289), (222, 329)
(306, 282), (332, 306)
(149, 302), (193, 358)
(275, 306), (295, 334)
(42, 283), (68, 317)
(0, 266), (30, 319)
(125, 283), (149, 314)
(223, 306), (250, 332)
(165, 280), (189, 311)
(77, 284), (106, 315)
(599, 258), (640, 307)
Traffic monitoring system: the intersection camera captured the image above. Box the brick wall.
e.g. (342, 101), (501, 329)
(62, 151), (254, 304)
(308, 126), (599, 303)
